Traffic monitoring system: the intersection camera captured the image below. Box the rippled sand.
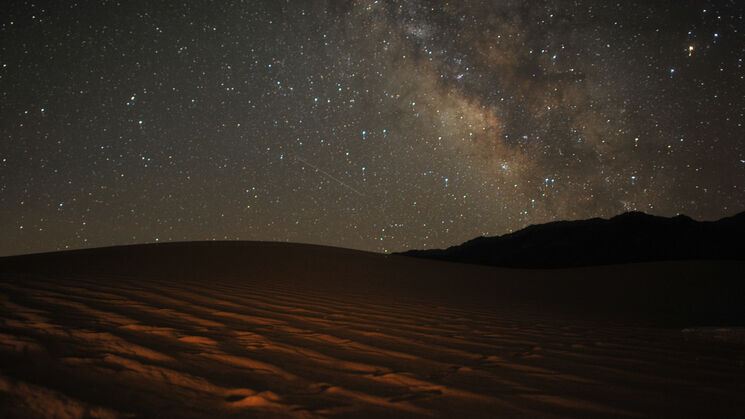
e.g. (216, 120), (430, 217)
(1, 243), (743, 417)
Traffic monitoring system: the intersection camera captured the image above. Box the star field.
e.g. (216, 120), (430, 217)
(1, 0), (744, 255)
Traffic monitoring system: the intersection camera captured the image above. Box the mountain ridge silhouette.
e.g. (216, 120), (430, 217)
(399, 211), (745, 268)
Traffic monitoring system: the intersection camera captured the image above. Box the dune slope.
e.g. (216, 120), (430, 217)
(1, 242), (744, 418)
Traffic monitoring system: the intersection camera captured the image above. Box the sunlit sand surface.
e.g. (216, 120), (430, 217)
(1, 243), (744, 417)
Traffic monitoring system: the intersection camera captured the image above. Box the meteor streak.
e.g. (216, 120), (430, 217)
(294, 155), (366, 197)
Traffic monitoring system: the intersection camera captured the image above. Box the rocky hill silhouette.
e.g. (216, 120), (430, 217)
(400, 211), (745, 268)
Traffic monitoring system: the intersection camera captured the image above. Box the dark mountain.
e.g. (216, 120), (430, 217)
(399, 211), (745, 268)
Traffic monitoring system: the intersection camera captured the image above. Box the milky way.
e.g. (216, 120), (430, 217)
(1, 0), (744, 255)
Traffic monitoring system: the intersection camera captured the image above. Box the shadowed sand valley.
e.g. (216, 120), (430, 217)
(1, 242), (744, 417)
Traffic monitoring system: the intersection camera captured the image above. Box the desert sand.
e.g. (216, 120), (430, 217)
(1, 242), (744, 417)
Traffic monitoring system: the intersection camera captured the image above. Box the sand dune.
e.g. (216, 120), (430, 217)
(1, 242), (744, 417)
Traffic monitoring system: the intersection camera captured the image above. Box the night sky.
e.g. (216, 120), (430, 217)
(2, 1), (744, 256)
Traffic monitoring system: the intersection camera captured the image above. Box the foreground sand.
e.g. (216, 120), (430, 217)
(1, 242), (744, 417)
